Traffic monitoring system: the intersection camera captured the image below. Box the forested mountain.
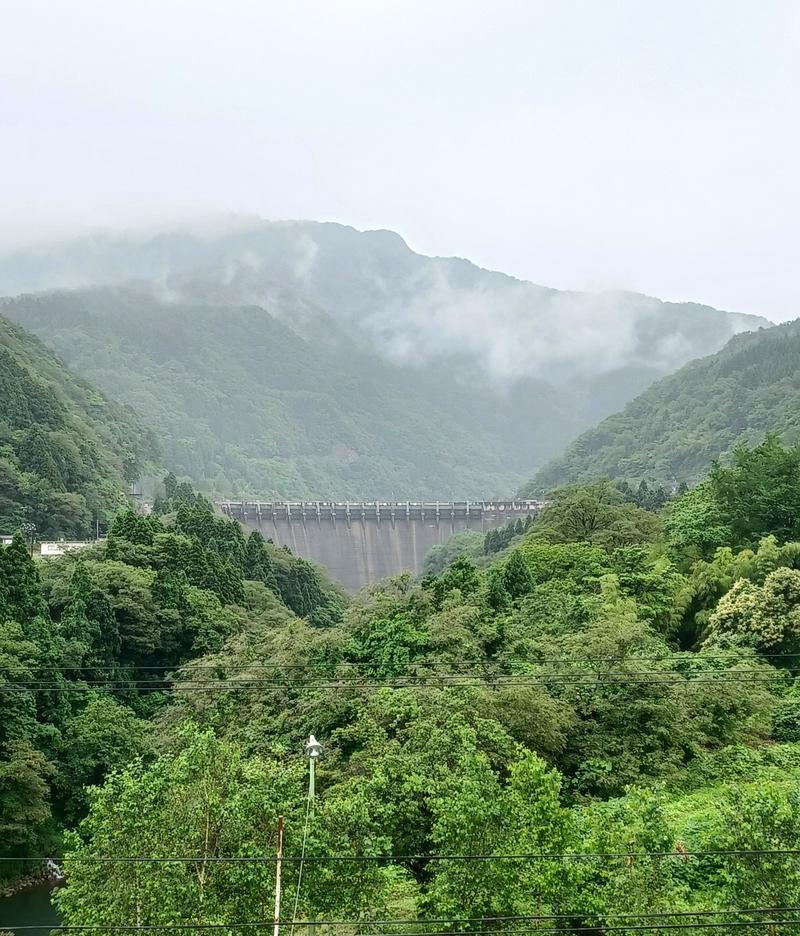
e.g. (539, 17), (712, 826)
(0, 313), (154, 537)
(525, 317), (800, 493)
(1, 288), (522, 498)
(0, 220), (769, 496)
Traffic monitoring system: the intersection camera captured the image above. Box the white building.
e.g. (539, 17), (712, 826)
(39, 541), (94, 557)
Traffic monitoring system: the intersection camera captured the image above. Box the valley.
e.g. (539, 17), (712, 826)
(0, 222), (769, 499)
(4, 6), (799, 933)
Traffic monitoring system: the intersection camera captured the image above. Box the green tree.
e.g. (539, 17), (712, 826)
(243, 530), (278, 591)
(698, 780), (800, 911)
(423, 751), (571, 921)
(574, 787), (681, 924)
(58, 727), (300, 927)
(709, 435), (800, 547)
(0, 533), (47, 630)
(163, 471), (178, 502)
(665, 483), (734, 563)
(535, 482), (661, 550)
(503, 550), (534, 600)
(706, 567), (800, 655)
(55, 694), (151, 824)
(0, 739), (54, 850)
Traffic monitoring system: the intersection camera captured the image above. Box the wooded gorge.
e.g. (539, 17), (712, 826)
(6, 439), (800, 931)
(0, 221), (766, 499)
(4, 3), (799, 931)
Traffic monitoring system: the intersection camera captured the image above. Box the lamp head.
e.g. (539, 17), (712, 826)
(305, 734), (323, 759)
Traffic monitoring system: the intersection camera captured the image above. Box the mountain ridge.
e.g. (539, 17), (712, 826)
(0, 219), (771, 497)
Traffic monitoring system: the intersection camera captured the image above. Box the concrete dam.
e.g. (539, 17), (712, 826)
(218, 500), (543, 590)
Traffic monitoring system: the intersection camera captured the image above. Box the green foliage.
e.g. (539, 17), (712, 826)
(54, 695), (151, 824)
(0, 315), (155, 537)
(664, 482), (733, 562)
(532, 481), (661, 549)
(422, 751), (570, 919)
(58, 724), (401, 925)
(502, 549), (534, 599)
(616, 478), (673, 511)
(0, 533), (48, 629)
(664, 436), (800, 566)
(17, 446), (800, 922)
(57, 727), (303, 927)
(709, 434), (800, 547)
(483, 515), (534, 555)
(525, 317), (794, 492)
(0, 476), (345, 875)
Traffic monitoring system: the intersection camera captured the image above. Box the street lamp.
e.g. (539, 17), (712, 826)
(304, 735), (322, 803)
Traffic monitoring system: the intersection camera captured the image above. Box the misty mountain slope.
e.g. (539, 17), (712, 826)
(523, 318), (800, 493)
(0, 220), (770, 491)
(1, 288), (526, 499)
(0, 312), (154, 536)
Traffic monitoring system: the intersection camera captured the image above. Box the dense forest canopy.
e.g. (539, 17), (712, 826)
(0, 220), (768, 497)
(0, 481), (345, 884)
(526, 318), (800, 493)
(5, 441), (800, 931)
(0, 314), (154, 538)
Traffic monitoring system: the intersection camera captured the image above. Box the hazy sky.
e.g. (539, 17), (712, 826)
(2, 0), (798, 321)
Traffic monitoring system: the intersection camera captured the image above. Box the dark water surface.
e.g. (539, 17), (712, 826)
(0, 882), (61, 935)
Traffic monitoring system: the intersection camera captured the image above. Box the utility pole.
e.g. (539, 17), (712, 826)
(273, 816), (283, 936)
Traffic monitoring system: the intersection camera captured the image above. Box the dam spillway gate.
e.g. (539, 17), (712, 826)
(217, 500), (544, 591)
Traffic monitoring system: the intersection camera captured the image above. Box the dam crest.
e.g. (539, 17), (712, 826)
(218, 500), (543, 590)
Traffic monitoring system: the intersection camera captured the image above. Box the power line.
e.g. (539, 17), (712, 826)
(10, 912), (800, 928)
(403, 922), (800, 934)
(15, 665), (791, 682)
(25, 650), (799, 673)
(2, 672), (793, 692)
(12, 914), (800, 933)
(9, 849), (800, 863)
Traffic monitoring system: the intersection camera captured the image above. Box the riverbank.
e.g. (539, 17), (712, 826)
(0, 869), (48, 900)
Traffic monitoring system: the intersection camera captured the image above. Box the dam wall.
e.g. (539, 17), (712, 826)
(218, 501), (543, 591)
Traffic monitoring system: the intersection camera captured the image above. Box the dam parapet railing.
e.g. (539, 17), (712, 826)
(217, 500), (545, 523)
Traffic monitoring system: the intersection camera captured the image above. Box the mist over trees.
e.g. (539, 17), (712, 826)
(527, 318), (800, 493)
(2, 1), (799, 930)
(0, 221), (769, 497)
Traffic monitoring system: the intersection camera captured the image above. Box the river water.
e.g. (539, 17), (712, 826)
(0, 882), (61, 935)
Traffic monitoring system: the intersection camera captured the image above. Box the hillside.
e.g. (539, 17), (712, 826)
(525, 317), (800, 492)
(0, 220), (769, 496)
(1, 288), (523, 499)
(0, 313), (154, 537)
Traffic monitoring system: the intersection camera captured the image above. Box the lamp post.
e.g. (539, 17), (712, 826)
(302, 735), (322, 936)
(21, 521), (36, 556)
